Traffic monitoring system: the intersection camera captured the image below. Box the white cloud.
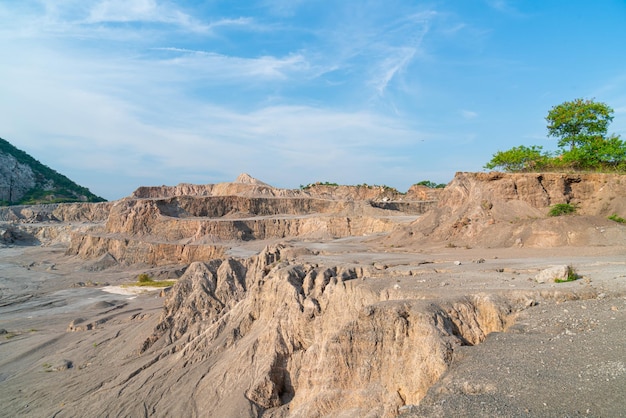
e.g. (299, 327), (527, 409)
(0, 0), (224, 36)
(461, 109), (479, 119)
(372, 47), (418, 96)
(153, 49), (310, 81)
(485, 0), (527, 17)
(84, 0), (208, 33)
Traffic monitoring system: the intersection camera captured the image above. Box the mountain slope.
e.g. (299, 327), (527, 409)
(0, 137), (105, 205)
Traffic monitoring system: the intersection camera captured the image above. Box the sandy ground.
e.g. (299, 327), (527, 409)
(1, 238), (625, 417)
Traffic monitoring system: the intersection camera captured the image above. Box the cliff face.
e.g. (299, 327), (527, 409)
(0, 153), (36, 203)
(66, 182), (436, 264)
(387, 172), (626, 248)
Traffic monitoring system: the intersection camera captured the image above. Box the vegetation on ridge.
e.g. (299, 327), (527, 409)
(0, 137), (106, 205)
(485, 99), (626, 173)
(414, 180), (447, 189)
(300, 181), (402, 193)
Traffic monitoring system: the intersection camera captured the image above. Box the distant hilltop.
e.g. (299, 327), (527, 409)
(0, 137), (105, 205)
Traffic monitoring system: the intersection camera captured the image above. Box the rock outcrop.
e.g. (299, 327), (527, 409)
(387, 172), (626, 248)
(87, 243), (520, 418)
(65, 176), (436, 265)
(0, 152), (36, 203)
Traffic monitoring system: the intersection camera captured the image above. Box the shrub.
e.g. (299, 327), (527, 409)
(548, 203), (577, 217)
(137, 273), (153, 283)
(608, 213), (626, 223)
(128, 274), (176, 288)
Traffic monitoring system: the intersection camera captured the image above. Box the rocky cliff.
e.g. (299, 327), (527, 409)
(64, 175), (437, 265)
(387, 172), (626, 248)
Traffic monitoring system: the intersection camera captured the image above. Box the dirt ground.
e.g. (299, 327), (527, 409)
(1, 235), (625, 417)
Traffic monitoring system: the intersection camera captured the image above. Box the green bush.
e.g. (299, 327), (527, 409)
(484, 145), (550, 172)
(128, 274), (175, 288)
(137, 273), (153, 283)
(608, 213), (626, 223)
(548, 203), (577, 217)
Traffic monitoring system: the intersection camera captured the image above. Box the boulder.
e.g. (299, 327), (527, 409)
(535, 265), (572, 283)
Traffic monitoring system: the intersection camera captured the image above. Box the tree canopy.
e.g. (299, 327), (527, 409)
(485, 98), (625, 172)
(546, 98), (614, 151)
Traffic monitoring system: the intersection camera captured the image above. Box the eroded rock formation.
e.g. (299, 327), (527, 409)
(387, 172), (626, 248)
(63, 176), (436, 265)
(108, 243), (521, 418)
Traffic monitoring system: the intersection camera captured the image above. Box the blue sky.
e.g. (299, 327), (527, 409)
(1, 0), (625, 200)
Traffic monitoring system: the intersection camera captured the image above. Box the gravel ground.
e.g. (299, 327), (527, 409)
(401, 292), (626, 417)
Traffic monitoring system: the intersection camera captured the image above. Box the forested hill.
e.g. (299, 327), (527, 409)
(0, 137), (105, 205)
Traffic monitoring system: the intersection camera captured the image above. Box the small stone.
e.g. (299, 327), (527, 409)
(54, 359), (73, 371)
(454, 260), (462, 266)
(373, 262), (388, 270)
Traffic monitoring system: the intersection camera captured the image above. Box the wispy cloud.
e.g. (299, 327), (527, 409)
(461, 109), (479, 120)
(316, 8), (437, 98)
(485, 0), (527, 17)
(83, 0), (209, 33)
(372, 47), (418, 96)
(151, 48), (310, 81)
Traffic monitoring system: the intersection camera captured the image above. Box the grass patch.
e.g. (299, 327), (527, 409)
(122, 273), (176, 288)
(131, 280), (176, 287)
(548, 203), (577, 217)
(608, 213), (626, 223)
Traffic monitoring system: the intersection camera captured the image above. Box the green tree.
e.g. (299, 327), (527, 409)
(546, 98), (614, 151)
(484, 145), (549, 172)
(485, 99), (625, 173)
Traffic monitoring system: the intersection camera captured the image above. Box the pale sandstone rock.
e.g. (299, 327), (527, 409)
(386, 172), (626, 248)
(535, 265), (572, 283)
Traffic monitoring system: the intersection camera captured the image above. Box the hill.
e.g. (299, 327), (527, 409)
(0, 137), (105, 205)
